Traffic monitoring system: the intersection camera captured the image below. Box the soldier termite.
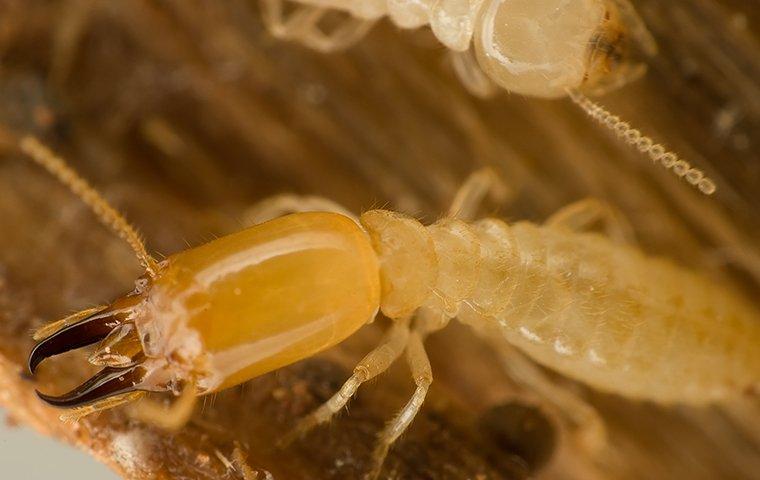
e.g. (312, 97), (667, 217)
(22, 137), (758, 479)
(260, 0), (718, 196)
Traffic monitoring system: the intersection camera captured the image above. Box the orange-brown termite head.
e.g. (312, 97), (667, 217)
(30, 212), (381, 408)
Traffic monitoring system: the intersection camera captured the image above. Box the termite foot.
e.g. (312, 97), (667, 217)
(276, 423), (309, 449)
(365, 440), (396, 480)
(36, 363), (147, 408)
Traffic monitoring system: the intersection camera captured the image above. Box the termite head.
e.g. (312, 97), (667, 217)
(29, 212), (383, 412)
(21, 139), (384, 415)
(473, 0), (657, 98)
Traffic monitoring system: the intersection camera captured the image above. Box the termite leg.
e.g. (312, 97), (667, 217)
(545, 198), (635, 245)
(232, 443), (269, 480)
(279, 319), (411, 446)
(127, 381), (198, 431)
(297, 15), (375, 53)
(243, 193), (358, 225)
(260, 0), (374, 52)
(447, 167), (511, 221)
(366, 328), (433, 480)
(232, 445), (256, 480)
(449, 48), (498, 99)
(492, 341), (606, 454)
(60, 392), (146, 423)
(49, 0), (96, 86)
(260, 0), (326, 41)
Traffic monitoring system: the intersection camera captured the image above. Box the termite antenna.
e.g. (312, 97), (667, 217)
(19, 136), (160, 277)
(566, 89), (717, 196)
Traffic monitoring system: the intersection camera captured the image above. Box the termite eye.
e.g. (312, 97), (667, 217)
(478, 401), (557, 473)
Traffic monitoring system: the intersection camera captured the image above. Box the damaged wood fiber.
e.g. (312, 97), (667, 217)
(0, 0), (759, 479)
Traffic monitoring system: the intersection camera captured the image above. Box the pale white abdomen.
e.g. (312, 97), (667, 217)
(289, 0), (388, 21)
(360, 209), (760, 405)
(455, 220), (760, 404)
(290, 0), (480, 50)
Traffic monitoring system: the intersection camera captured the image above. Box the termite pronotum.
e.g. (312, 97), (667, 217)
(23, 137), (758, 479)
(260, 0), (718, 196)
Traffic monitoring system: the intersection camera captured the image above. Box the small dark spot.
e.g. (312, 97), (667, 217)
(478, 401), (557, 473)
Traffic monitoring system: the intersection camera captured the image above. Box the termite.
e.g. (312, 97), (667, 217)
(23, 137), (758, 479)
(260, 0), (718, 195)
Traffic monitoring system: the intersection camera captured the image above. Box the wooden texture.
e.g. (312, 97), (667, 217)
(0, 1), (758, 479)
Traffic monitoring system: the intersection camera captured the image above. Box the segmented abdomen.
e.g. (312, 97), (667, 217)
(290, 0), (477, 49)
(291, 0), (437, 25)
(448, 219), (760, 404)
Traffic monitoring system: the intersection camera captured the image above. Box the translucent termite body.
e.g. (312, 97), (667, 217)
(23, 138), (757, 479)
(263, 0), (655, 98)
(262, 0), (718, 196)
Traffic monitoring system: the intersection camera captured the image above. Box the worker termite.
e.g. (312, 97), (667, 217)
(260, 0), (718, 195)
(23, 137), (758, 479)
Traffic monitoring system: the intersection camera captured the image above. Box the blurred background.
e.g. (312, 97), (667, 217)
(0, 1), (758, 479)
(0, 409), (118, 479)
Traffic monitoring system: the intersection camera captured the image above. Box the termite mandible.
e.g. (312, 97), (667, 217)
(260, 0), (718, 195)
(23, 137), (758, 479)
